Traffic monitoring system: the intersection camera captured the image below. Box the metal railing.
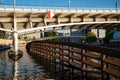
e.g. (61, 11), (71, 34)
(26, 40), (120, 80)
(0, 4), (119, 12)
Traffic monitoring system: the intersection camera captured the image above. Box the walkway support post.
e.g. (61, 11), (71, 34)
(13, 19), (18, 55)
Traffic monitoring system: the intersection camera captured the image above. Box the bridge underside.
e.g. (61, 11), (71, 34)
(0, 9), (120, 30)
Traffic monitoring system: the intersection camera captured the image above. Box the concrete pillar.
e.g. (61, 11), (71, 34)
(40, 30), (42, 38)
(44, 17), (47, 26)
(69, 27), (72, 42)
(13, 19), (18, 55)
(62, 27), (65, 36)
(29, 20), (32, 28)
(29, 13), (32, 28)
(70, 27), (72, 36)
(53, 27), (55, 31)
(41, 28), (45, 38)
(57, 16), (60, 24)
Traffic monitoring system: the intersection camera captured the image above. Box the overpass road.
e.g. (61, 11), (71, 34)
(0, 6), (120, 30)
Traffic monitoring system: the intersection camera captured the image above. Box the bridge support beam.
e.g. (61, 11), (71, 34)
(13, 20), (18, 55)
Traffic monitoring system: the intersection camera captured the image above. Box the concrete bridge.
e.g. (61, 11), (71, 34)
(0, 5), (120, 56)
(0, 5), (120, 30)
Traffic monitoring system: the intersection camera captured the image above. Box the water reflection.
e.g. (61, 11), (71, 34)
(0, 47), (47, 80)
(13, 61), (19, 80)
(0, 46), (80, 80)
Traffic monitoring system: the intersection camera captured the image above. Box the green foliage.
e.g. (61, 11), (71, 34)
(86, 32), (97, 43)
(24, 36), (28, 40)
(32, 36), (36, 40)
(4, 33), (9, 39)
(0, 30), (5, 39)
(48, 31), (58, 40)
(48, 31), (56, 37)
(18, 36), (22, 40)
(103, 30), (116, 43)
(0, 30), (11, 39)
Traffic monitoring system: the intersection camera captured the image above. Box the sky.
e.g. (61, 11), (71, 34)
(0, 0), (119, 8)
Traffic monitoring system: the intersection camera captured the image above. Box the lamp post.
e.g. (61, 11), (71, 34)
(116, 0), (118, 11)
(14, 0), (16, 10)
(68, 0), (70, 10)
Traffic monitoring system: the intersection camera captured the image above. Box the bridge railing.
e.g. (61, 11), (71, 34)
(26, 40), (120, 79)
(0, 4), (119, 12)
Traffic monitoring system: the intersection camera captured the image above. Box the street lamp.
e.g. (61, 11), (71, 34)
(13, 0), (16, 10)
(68, 0), (70, 10)
(116, 0), (118, 11)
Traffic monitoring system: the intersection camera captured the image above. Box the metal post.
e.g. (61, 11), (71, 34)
(68, 0), (70, 10)
(14, 0), (16, 10)
(116, 0), (118, 11)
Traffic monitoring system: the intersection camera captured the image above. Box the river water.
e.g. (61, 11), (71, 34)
(0, 46), (55, 80)
(0, 46), (102, 80)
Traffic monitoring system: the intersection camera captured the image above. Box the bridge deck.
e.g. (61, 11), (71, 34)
(0, 6), (119, 30)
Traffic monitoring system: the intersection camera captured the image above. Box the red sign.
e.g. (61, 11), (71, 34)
(46, 11), (54, 18)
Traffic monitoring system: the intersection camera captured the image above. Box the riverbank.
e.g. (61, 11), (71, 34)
(0, 39), (27, 46)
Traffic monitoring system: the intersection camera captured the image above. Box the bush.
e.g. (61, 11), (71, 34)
(0, 30), (5, 39)
(86, 32), (97, 43)
(48, 31), (56, 37)
(103, 30), (116, 43)
(32, 36), (36, 40)
(48, 31), (58, 40)
(24, 36), (28, 40)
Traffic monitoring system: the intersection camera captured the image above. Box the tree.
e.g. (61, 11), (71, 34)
(0, 30), (5, 39)
(86, 32), (97, 43)
(24, 36), (28, 40)
(48, 31), (58, 40)
(32, 36), (36, 40)
(4, 33), (9, 39)
(18, 36), (22, 40)
(48, 31), (56, 37)
(103, 30), (116, 43)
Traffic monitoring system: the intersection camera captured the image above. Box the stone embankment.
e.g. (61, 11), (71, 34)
(0, 39), (27, 51)
(0, 39), (27, 46)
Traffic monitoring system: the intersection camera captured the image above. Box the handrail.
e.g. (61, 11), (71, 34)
(26, 40), (120, 79)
